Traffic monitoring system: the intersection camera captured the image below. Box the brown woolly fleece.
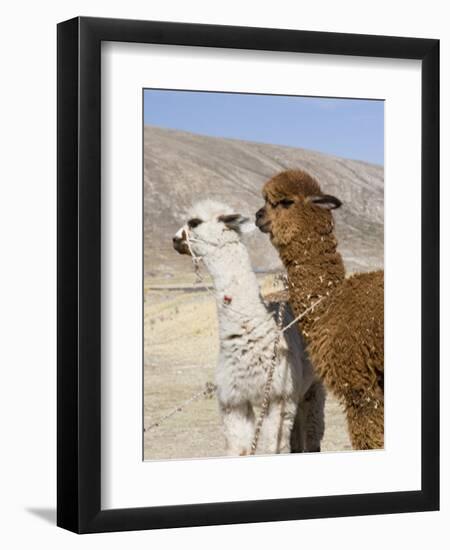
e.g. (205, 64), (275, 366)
(258, 170), (384, 450)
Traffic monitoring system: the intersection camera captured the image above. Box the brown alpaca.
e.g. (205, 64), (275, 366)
(255, 170), (384, 450)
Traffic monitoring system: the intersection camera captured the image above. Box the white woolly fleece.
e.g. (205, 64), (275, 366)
(174, 200), (322, 455)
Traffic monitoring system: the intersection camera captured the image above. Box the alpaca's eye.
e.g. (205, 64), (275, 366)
(188, 218), (202, 229)
(279, 198), (294, 208)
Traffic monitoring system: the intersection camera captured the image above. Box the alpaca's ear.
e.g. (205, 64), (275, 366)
(218, 214), (255, 233)
(309, 194), (342, 210)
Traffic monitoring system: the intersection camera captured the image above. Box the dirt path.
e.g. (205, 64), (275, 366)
(144, 279), (352, 460)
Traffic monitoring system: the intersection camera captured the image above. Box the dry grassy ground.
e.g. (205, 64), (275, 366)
(144, 274), (352, 460)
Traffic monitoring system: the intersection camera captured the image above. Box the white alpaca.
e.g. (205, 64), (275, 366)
(173, 200), (325, 456)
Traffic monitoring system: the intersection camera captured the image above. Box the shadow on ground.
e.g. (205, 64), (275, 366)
(26, 507), (56, 525)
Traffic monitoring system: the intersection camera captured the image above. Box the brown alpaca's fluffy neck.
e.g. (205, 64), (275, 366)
(279, 234), (345, 337)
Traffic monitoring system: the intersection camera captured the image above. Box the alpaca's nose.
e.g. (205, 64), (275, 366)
(173, 234), (190, 255)
(172, 235), (184, 251)
(255, 208), (264, 221)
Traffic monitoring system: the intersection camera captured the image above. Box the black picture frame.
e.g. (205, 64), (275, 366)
(57, 16), (439, 534)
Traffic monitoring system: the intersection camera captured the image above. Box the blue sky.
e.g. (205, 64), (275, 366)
(144, 90), (384, 165)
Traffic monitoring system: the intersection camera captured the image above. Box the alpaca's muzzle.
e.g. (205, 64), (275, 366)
(255, 207), (271, 233)
(172, 230), (190, 255)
